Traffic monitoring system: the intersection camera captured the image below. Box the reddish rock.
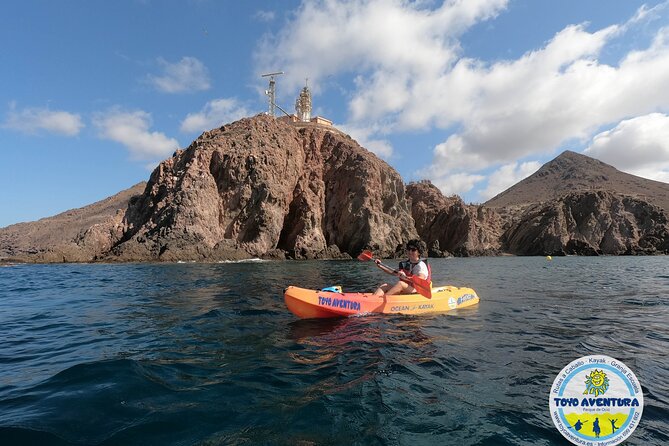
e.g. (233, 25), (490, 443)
(0, 183), (145, 263)
(110, 114), (417, 261)
(406, 181), (504, 256)
(486, 150), (669, 214)
(503, 190), (669, 255)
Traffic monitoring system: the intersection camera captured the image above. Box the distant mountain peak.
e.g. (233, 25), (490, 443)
(555, 149), (583, 159)
(485, 150), (669, 212)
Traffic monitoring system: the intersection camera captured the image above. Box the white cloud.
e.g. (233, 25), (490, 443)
(254, 10), (275, 22)
(180, 98), (251, 133)
(584, 113), (669, 181)
(627, 1), (669, 27)
(426, 23), (626, 164)
(255, 0), (508, 97)
(148, 57), (211, 93)
(94, 108), (180, 159)
(625, 167), (669, 183)
(480, 161), (542, 201)
(429, 135), (489, 172)
(258, 1), (669, 200)
(4, 104), (84, 136)
(423, 17), (669, 196)
(362, 139), (394, 159)
(432, 172), (486, 198)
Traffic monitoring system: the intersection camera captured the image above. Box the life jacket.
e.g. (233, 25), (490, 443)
(398, 258), (432, 281)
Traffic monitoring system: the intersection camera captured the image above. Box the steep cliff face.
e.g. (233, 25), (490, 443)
(406, 181), (504, 256)
(110, 114), (416, 261)
(503, 190), (669, 255)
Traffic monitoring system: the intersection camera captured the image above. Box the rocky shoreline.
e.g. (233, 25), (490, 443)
(3, 115), (669, 263)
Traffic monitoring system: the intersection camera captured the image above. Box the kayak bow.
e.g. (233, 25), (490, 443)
(284, 285), (480, 319)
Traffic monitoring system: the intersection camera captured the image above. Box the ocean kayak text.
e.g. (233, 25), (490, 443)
(390, 304), (435, 311)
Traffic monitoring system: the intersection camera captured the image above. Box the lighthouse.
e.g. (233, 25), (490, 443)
(295, 80), (312, 122)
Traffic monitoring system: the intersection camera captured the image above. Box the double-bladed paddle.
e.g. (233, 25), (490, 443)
(358, 250), (432, 298)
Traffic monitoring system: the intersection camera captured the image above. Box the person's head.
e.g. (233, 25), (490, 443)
(406, 239), (424, 257)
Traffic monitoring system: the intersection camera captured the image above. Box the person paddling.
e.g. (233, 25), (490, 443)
(373, 239), (429, 297)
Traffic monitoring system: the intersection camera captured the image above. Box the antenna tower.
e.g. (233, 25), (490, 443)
(261, 71), (284, 117)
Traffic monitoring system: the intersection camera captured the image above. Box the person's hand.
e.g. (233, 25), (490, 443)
(374, 259), (381, 265)
(398, 271), (407, 279)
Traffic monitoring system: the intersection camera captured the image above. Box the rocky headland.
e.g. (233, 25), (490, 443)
(109, 114), (416, 262)
(2, 116), (669, 263)
(0, 183), (146, 262)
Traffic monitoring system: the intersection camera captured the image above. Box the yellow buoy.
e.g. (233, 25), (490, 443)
(546, 255), (552, 261)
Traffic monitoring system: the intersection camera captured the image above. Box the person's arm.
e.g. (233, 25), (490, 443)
(374, 259), (398, 276)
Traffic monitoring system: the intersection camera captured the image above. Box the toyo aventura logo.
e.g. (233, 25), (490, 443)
(549, 355), (643, 445)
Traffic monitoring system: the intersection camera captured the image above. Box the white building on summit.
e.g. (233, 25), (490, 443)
(279, 79), (333, 128)
(295, 81), (312, 122)
(262, 72), (332, 127)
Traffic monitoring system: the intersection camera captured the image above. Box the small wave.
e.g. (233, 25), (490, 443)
(349, 311), (374, 318)
(0, 358), (228, 444)
(217, 258), (268, 263)
(192, 308), (224, 319)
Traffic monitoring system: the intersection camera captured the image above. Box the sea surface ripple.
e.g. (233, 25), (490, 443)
(0, 257), (667, 445)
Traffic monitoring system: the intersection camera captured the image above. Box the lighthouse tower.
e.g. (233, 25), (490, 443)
(295, 80), (312, 122)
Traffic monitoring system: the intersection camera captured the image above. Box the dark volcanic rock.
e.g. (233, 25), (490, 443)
(503, 190), (669, 255)
(109, 114), (417, 261)
(406, 181), (504, 256)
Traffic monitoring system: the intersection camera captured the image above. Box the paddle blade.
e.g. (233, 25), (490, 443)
(357, 250), (374, 261)
(412, 276), (432, 299)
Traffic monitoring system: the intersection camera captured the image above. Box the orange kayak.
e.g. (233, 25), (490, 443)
(284, 285), (480, 319)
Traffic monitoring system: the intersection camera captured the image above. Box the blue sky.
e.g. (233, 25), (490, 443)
(2, 0), (669, 228)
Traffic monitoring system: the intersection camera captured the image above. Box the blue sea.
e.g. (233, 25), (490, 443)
(0, 257), (667, 445)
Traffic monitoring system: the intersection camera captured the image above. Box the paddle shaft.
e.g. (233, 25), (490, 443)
(375, 259), (412, 283)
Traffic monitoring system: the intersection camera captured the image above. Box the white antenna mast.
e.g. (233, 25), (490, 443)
(261, 71), (284, 117)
